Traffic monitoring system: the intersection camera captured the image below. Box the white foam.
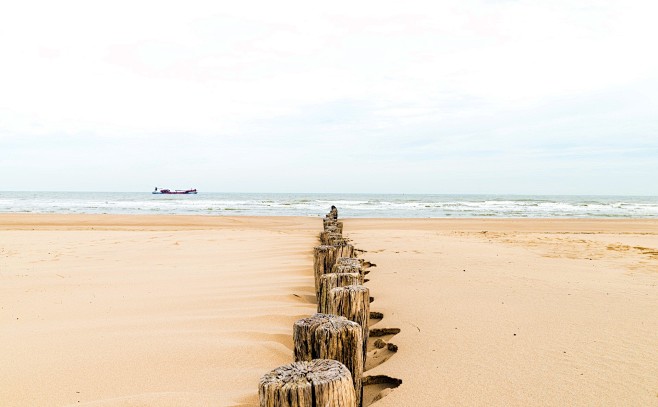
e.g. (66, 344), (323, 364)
(1, 192), (657, 218)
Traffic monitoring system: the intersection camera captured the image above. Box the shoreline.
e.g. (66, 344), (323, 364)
(3, 212), (658, 222)
(2, 215), (657, 405)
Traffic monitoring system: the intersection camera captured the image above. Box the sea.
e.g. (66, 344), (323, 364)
(1, 191), (658, 218)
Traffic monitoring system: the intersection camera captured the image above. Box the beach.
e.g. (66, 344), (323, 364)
(1, 215), (657, 406)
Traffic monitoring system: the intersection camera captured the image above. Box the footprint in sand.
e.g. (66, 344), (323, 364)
(362, 312), (402, 405)
(367, 327), (401, 370)
(363, 374), (403, 405)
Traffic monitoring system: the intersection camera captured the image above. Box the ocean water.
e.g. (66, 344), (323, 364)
(1, 191), (658, 218)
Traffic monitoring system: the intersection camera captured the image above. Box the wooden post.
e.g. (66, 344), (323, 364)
(335, 257), (370, 275)
(325, 225), (340, 234)
(335, 243), (354, 259)
(320, 230), (342, 245)
(322, 218), (332, 229)
(331, 263), (362, 276)
(323, 218), (335, 229)
(320, 222), (340, 244)
(327, 285), (370, 364)
(333, 221), (344, 234)
(313, 245), (337, 296)
(293, 314), (364, 406)
(323, 219), (343, 234)
(293, 313), (336, 362)
(313, 245), (355, 296)
(335, 257), (364, 268)
(329, 234), (350, 246)
(318, 273), (363, 313)
(259, 359), (356, 407)
(323, 233), (348, 246)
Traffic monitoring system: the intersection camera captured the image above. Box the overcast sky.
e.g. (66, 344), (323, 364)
(1, 0), (656, 194)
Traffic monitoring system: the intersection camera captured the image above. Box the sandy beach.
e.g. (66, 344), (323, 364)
(2, 215), (658, 406)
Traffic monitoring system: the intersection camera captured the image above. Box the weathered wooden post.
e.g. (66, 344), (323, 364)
(293, 313), (335, 361)
(335, 257), (364, 268)
(335, 242), (355, 259)
(328, 285), (370, 364)
(293, 314), (364, 406)
(331, 263), (362, 276)
(323, 219), (343, 234)
(259, 359), (356, 407)
(313, 245), (355, 297)
(334, 257), (371, 275)
(326, 234), (349, 246)
(334, 221), (344, 234)
(320, 231), (344, 245)
(313, 245), (337, 296)
(318, 273), (363, 313)
(324, 224), (340, 234)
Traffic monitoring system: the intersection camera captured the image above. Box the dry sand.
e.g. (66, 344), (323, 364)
(0, 215), (319, 406)
(348, 218), (658, 407)
(1, 215), (658, 406)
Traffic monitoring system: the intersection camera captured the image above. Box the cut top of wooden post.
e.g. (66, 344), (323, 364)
(259, 359), (356, 407)
(336, 257), (364, 267)
(337, 257), (362, 263)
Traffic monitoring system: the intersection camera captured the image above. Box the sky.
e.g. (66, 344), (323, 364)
(1, 0), (657, 194)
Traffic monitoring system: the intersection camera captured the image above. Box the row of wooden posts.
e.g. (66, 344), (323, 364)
(259, 206), (371, 407)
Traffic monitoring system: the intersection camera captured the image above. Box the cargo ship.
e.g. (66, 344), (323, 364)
(152, 187), (197, 194)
